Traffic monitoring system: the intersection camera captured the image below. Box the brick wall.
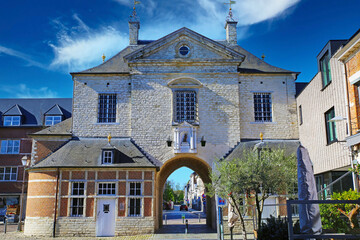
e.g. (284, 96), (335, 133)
(25, 168), (156, 237)
(346, 49), (360, 134)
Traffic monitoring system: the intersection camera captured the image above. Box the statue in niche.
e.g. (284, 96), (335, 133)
(181, 132), (190, 146)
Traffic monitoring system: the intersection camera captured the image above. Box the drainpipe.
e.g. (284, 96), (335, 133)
(341, 62), (358, 191)
(53, 168), (60, 238)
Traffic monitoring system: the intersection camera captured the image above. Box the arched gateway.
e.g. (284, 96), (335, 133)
(23, 5), (299, 238)
(155, 156), (216, 230)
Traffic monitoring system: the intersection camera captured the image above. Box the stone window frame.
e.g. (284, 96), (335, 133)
(97, 93), (117, 123)
(0, 167), (17, 181)
(3, 116), (21, 126)
(0, 140), (20, 154)
(174, 90), (198, 124)
(253, 92), (272, 122)
(175, 41), (192, 58)
(70, 181), (85, 217)
(45, 115), (62, 126)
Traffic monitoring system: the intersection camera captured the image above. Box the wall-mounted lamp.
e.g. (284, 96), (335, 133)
(167, 137), (172, 147)
(200, 136), (206, 147)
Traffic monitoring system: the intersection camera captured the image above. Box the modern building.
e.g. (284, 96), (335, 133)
(296, 39), (354, 197)
(335, 29), (360, 188)
(24, 8), (299, 237)
(0, 98), (72, 222)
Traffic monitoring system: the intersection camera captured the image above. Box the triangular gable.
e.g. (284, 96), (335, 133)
(124, 27), (245, 62)
(3, 104), (23, 116)
(44, 104), (64, 115)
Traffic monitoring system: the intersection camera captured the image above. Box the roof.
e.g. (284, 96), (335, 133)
(295, 82), (308, 97)
(0, 98), (72, 126)
(224, 139), (300, 160)
(30, 117), (72, 136)
(72, 27), (297, 75)
(335, 28), (360, 61)
(32, 138), (160, 169)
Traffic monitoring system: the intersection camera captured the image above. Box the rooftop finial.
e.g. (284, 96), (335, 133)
(130, 0), (141, 22)
(260, 132), (263, 141)
(224, 0), (236, 21)
(102, 53), (106, 63)
(261, 54), (265, 61)
(107, 133), (112, 143)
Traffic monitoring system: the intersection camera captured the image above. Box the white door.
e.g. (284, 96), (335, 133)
(96, 199), (116, 237)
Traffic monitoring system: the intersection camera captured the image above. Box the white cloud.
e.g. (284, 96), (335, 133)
(48, 0), (300, 71)
(1, 84), (58, 98)
(49, 14), (128, 72)
(0, 45), (46, 69)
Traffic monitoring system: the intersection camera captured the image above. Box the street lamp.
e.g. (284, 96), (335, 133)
(17, 155), (29, 231)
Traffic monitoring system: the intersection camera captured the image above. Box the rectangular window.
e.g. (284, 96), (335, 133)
(129, 198), (141, 217)
(299, 105), (303, 125)
(3, 116), (20, 126)
(70, 182), (85, 217)
(0, 140), (20, 154)
(102, 151), (113, 164)
(98, 94), (117, 123)
(45, 115), (62, 126)
(175, 91), (196, 123)
(325, 107), (337, 144)
(0, 167), (17, 181)
(98, 183), (116, 195)
(129, 182), (141, 196)
(320, 51), (332, 88)
(253, 93), (272, 122)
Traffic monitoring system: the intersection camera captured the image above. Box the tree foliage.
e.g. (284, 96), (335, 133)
(320, 190), (360, 232)
(207, 147), (297, 239)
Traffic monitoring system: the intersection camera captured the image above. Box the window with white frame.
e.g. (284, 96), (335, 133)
(3, 116), (21, 126)
(98, 182), (116, 195)
(70, 182), (85, 217)
(98, 94), (117, 123)
(102, 151), (113, 164)
(174, 91), (197, 123)
(45, 115), (62, 126)
(128, 182), (142, 217)
(0, 140), (20, 154)
(253, 93), (272, 122)
(0, 167), (17, 181)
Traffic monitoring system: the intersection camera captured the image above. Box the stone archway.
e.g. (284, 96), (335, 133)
(155, 156), (216, 231)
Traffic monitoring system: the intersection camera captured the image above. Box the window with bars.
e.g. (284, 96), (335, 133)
(102, 151), (113, 164)
(253, 93), (272, 122)
(0, 167), (17, 181)
(175, 91), (197, 123)
(3, 116), (21, 126)
(98, 183), (116, 195)
(98, 94), (117, 123)
(45, 115), (62, 126)
(0, 140), (20, 154)
(70, 182), (85, 217)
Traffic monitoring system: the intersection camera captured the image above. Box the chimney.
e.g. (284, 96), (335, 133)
(129, 20), (140, 45)
(225, 20), (237, 45)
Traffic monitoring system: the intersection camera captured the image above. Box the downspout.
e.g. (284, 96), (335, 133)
(53, 168), (60, 238)
(341, 62), (358, 191)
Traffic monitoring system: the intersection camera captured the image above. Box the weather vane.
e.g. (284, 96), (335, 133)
(224, 0), (236, 21)
(130, 0), (141, 21)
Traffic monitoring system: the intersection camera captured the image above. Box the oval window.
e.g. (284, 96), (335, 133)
(179, 45), (190, 56)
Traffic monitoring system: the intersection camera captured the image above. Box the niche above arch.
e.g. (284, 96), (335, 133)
(167, 77), (203, 89)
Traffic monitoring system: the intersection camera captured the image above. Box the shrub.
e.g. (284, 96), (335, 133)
(257, 215), (299, 240)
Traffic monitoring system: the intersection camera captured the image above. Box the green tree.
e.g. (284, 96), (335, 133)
(163, 181), (175, 202)
(207, 147), (297, 240)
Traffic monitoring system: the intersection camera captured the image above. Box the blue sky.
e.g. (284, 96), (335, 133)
(0, 0), (359, 98)
(1, 0), (359, 186)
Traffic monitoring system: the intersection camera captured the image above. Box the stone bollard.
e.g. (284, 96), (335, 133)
(165, 215), (167, 225)
(185, 219), (188, 234)
(4, 217), (7, 234)
(198, 213), (201, 223)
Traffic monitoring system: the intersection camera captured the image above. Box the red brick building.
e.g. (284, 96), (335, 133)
(0, 98), (71, 222)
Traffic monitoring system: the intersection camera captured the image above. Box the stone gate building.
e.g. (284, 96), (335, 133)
(24, 10), (299, 237)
